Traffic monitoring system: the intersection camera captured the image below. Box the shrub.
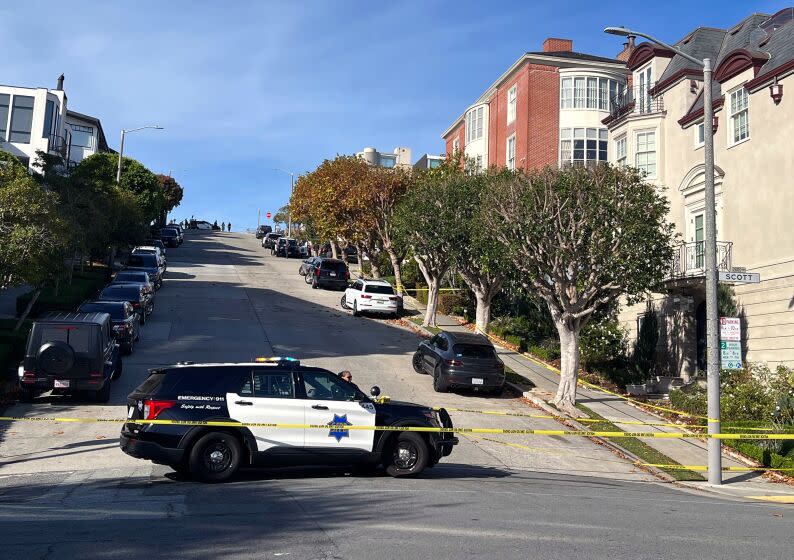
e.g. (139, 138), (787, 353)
(528, 338), (561, 362)
(437, 293), (467, 315)
(631, 306), (658, 380)
(581, 317), (628, 369)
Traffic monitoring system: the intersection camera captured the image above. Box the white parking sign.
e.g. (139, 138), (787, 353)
(719, 317), (742, 369)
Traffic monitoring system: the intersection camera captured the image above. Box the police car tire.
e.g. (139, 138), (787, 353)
(188, 431), (242, 483)
(386, 433), (428, 477)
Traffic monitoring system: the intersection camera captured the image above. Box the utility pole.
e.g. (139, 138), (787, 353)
(116, 125), (163, 183)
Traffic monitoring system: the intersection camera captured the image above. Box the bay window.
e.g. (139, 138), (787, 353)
(559, 128), (608, 167)
(561, 76), (624, 111)
(466, 106), (484, 143)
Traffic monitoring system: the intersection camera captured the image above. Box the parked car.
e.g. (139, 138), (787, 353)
(120, 358), (457, 482)
(412, 332), (506, 394)
(78, 301), (140, 355)
(166, 224), (184, 244)
(262, 232), (283, 249)
(18, 312), (122, 403)
(99, 283), (154, 324)
(299, 256), (321, 276)
(132, 245), (166, 272)
(195, 221), (213, 230)
(111, 270), (155, 296)
(305, 258), (349, 290)
(341, 279), (401, 318)
(144, 238), (167, 256)
(125, 253), (164, 289)
(275, 238), (300, 258)
(255, 225), (272, 239)
(160, 228), (180, 248)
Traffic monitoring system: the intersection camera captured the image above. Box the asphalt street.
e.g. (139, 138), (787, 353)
(1, 231), (792, 560)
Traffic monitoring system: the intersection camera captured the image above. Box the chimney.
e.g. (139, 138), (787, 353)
(56, 74), (64, 91)
(616, 35), (636, 62)
(543, 38), (573, 53)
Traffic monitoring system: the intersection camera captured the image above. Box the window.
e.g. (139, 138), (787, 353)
(615, 136), (627, 166)
(507, 85), (517, 123)
(561, 78), (573, 109)
(428, 157), (442, 169)
(364, 284), (395, 295)
(253, 372), (294, 399)
(729, 88), (749, 144)
(302, 370), (359, 402)
(43, 100), (55, 138)
(9, 95), (34, 143)
(0, 94), (8, 140)
(695, 122), (704, 147)
(466, 106), (484, 143)
(635, 131), (657, 177)
(636, 65), (653, 113)
(587, 78), (598, 109)
(452, 138), (460, 153)
(70, 124), (94, 149)
(574, 77), (586, 108)
(506, 134), (516, 170)
(559, 128), (608, 167)
(599, 78), (609, 110)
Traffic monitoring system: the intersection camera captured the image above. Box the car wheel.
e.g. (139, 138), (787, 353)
(353, 302), (360, 317)
(18, 386), (35, 403)
(96, 379), (111, 403)
(299, 268), (305, 276)
(340, 295), (349, 310)
(412, 352), (425, 374)
(386, 433), (429, 477)
(188, 431), (242, 483)
(112, 358), (123, 381)
(433, 365), (447, 393)
(304, 273), (313, 285)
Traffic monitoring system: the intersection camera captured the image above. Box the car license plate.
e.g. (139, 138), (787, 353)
(54, 379), (70, 388)
(472, 378), (484, 385)
(329, 272), (337, 277)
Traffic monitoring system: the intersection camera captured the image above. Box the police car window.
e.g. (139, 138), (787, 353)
(253, 372), (294, 399)
(302, 370), (357, 402)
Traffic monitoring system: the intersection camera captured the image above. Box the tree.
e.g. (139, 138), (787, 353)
(485, 164), (675, 412)
(394, 157), (461, 327)
(445, 170), (509, 333)
(156, 174), (184, 226)
(273, 205), (290, 230)
(0, 152), (70, 292)
(367, 166), (413, 289)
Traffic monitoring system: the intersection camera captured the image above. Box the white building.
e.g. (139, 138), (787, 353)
(413, 153), (444, 170)
(355, 146), (412, 169)
(64, 109), (112, 165)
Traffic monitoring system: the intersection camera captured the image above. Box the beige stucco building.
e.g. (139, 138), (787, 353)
(605, 9), (794, 379)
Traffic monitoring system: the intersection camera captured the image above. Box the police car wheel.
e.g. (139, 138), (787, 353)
(189, 431), (242, 483)
(386, 433), (428, 477)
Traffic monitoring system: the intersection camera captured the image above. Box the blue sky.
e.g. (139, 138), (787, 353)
(1, 0), (785, 230)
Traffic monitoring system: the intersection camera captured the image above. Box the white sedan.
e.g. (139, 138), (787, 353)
(341, 279), (402, 317)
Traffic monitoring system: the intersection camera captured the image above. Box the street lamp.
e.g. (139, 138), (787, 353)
(116, 125), (164, 183)
(605, 26), (722, 485)
(272, 168), (295, 237)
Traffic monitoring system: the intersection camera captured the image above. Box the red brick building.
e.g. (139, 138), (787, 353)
(442, 38), (630, 171)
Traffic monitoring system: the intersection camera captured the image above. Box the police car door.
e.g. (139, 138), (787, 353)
(226, 368), (304, 451)
(300, 370), (376, 452)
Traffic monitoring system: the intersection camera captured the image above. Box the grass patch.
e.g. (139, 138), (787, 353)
(407, 316), (441, 335)
(575, 403), (705, 481)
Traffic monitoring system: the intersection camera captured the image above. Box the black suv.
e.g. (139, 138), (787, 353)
(275, 237), (300, 258)
(19, 312), (122, 403)
(255, 225), (272, 239)
(306, 258), (349, 290)
(125, 253), (163, 290)
(78, 301), (140, 355)
(121, 359), (457, 482)
(160, 228), (179, 248)
(99, 283), (154, 324)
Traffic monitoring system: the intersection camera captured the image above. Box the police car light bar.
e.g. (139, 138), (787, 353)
(254, 356), (300, 365)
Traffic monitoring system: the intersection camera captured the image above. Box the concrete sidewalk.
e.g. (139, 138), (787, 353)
(404, 298), (794, 500)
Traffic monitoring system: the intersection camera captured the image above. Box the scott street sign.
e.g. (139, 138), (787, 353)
(719, 271), (760, 284)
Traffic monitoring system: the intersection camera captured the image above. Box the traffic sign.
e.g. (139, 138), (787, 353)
(266, 212), (272, 219)
(719, 317), (740, 341)
(720, 317), (742, 369)
(719, 271), (760, 284)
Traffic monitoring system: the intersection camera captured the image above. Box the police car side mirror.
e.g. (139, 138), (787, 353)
(370, 386), (381, 397)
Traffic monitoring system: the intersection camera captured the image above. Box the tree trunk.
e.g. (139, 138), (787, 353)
(16, 289), (41, 330)
(331, 242), (338, 259)
(424, 277), (440, 327)
(552, 320), (582, 414)
(368, 250), (381, 279)
(474, 289), (491, 333)
(387, 248), (403, 294)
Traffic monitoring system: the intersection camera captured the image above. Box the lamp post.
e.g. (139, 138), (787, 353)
(272, 168), (295, 237)
(116, 125), (164, 183)
(605, 26), (721, 485)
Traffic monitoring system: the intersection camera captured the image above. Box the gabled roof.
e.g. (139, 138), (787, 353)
(655, 27), (726, 90)
(66, 109), (113, 153)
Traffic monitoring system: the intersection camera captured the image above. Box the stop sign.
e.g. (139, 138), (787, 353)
(266, 212), (272, 219)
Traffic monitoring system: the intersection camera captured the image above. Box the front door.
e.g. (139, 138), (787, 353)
(226, 369), (304, 452)
(300, 369), (376, 452)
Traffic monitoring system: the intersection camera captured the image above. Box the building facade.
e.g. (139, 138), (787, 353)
(606, 8), (794, 377)
(413, 153), (444, 170)
(355, 146), (412, 169)
(441, 38), (628, 172)
(64, 110), (112, 165)
(0, 75), (69, 170)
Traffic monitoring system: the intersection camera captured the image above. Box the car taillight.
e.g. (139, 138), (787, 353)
(143, 399), (176, 420)
(445, 359), (463, 367)
(361, 294), (372, 299)
(21, 371), (36, 384)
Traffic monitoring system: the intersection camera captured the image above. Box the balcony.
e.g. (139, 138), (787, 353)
(664, 241), (732, 292)
(48, 134), (68, 156)
(606, 85), (665, 125)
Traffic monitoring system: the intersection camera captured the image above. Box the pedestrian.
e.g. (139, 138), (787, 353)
(338, 370), (352, 383)
(221, 221), (226, 232)
(228, 222), (232, 232)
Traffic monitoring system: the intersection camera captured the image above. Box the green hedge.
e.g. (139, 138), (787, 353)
(16, 272), (108, 318)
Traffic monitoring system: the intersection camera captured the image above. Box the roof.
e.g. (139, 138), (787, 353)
(525, 50), (622, 64)
(65, 109), (113, 153)
(444, 331), (492, 345)
(657, 27), (726, 86)
(39, 312), (110, 324)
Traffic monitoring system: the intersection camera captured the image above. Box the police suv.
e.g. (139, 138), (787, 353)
(121, 358), (458, 482)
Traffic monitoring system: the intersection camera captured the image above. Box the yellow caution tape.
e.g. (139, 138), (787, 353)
(1, 415), (793, 439)
(639, 463), (794, 472)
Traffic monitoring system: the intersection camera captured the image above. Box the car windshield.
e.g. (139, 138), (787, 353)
(128, 254), (157, 267)
(287, 239), (298, 246)
(114, 272), (148, 283)
(453, 344), (496, 359)
(364, 284), (394, 295)
(134, 249), (156, 254)
(79, 303), (126, 320)
(100, 286), (140, 300)
(322, 261), (347, 273)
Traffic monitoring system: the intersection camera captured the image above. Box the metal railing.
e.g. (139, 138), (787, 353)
(48, 134), (68, 156)
(668, 241), (732, 279)
(609, 84), (665, 121)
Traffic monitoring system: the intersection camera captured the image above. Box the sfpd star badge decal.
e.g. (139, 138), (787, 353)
(328, 414), (352, 442)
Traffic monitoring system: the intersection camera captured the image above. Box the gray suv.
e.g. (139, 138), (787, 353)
(18, 312), (123, 403)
